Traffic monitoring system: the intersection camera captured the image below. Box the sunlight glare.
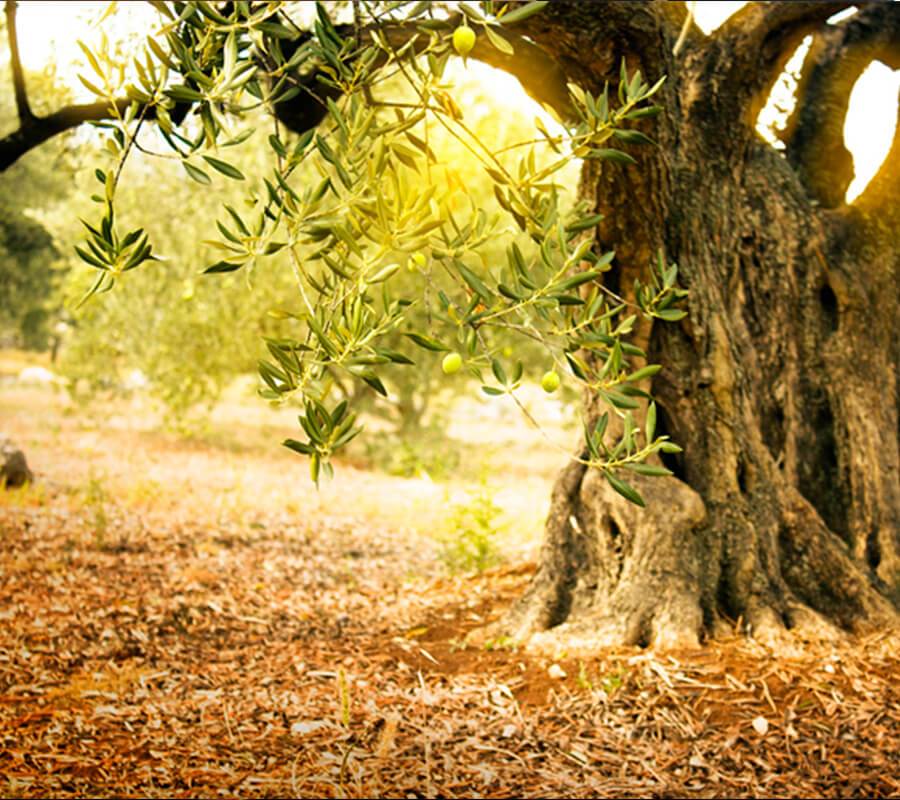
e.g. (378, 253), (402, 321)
(845, 62), (900, 202)
(444, 58), (566, 137)
(16, 2), (93, 74)
(690, 1), (747, 35)
(757, 36), (813, 150)
(16, 1), (156, 99)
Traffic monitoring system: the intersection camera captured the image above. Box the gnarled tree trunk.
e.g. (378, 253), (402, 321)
(483, 0), (900, 650)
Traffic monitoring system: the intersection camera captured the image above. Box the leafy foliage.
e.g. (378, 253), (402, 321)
(0, 201), (61, 350)
(73, 0), (687, 502)
(0, 66), (77, 350)
(58, 130), (298, 424)
(438, 476), (506, 574)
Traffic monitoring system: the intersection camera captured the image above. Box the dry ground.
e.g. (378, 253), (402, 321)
(1, 376), (899, 798)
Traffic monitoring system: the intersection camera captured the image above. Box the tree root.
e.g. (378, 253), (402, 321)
(469, 463), (899, 654)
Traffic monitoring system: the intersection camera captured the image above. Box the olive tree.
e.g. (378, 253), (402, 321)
(4, 0), (899, 650)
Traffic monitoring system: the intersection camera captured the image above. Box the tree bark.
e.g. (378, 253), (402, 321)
(476, 0), (900, 651)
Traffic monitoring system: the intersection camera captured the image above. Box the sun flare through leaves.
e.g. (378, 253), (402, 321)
(72, 0), (687, 503)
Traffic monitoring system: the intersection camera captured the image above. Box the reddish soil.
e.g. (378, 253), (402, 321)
(1, 385), (899, 797)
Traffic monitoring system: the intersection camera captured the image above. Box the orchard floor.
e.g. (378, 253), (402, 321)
(1, 378), (899, 798)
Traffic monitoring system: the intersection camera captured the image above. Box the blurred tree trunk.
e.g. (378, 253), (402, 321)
(486, 0), (900, 649)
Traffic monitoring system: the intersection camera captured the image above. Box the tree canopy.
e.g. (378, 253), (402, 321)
(5, 0), (689, 496)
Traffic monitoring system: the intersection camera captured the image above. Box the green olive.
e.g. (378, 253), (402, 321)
(452, 25), (476, 57)
(442, 352), (463, 375)
(541, 370), (561, 393)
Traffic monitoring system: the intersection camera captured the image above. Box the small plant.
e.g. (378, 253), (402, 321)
(337, 669), (351, 727)
(438, 477), (505, 574)
(125, 478), (164, 507)
(81, 471), (109, 548)
(483, 635), (518, 652)
(600, 669), (626, 695)
(0, 480), (46, 509)
(576, 661), (594, 691)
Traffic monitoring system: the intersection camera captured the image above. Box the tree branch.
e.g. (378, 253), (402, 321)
(270, 12), (576, 138)
(0, 2), (666, 171)
(783, 2), (900, 208)
(717, 0), (854, 129)
(0, 8), (578, 170)
(510, 1), (682, 90)
(722, 1), (852, 44)
(5, 0), (34, 123)
(0, 99), (134, 171)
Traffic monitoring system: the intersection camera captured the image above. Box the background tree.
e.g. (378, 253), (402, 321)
(0, 19), (77, 351)
(3, 0), (899, 650)
(0, 196), (60, 350)
(55, 113), (304, 425)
